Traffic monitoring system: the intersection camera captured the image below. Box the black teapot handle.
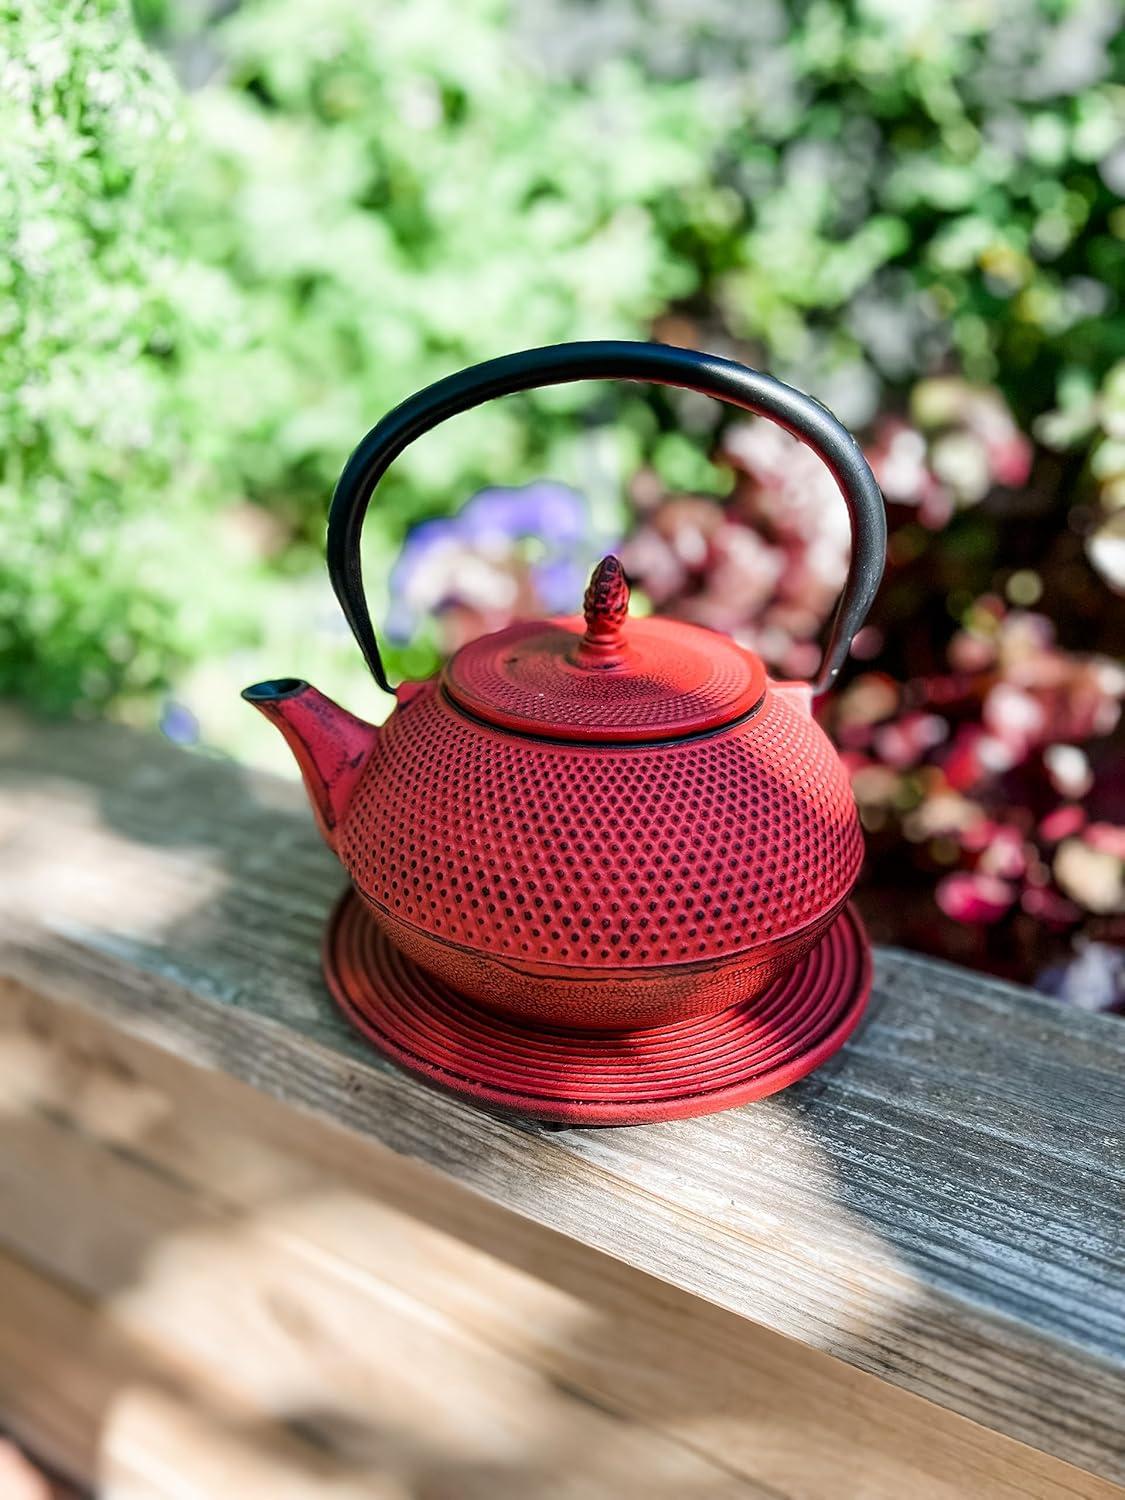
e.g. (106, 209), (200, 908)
(327, 341), (886, 698)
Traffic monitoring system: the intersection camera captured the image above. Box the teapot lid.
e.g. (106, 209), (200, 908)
(444, 556), (765, 743)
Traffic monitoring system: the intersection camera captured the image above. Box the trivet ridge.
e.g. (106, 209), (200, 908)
(323, 891), (872, 1125)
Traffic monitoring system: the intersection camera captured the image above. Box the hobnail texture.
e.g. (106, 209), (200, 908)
(335, 675), (863, 1029)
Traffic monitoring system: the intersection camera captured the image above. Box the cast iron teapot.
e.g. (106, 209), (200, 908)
(244, 342), (886, 1030)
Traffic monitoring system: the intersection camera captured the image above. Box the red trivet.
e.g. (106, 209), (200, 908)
(323, 892), (872, 1125)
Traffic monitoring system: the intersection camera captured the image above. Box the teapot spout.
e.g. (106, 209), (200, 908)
(242, 678), (378, 851)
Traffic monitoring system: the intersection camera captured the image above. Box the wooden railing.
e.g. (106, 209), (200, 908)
(1, 708), (1122, 1498)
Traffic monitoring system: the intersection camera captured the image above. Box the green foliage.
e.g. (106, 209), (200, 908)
(527, 0), (1125, 421)
(3, 0), (1122, 723)
(161, 0), (733, 544)
(0, 0), (258, 710)
(722, 0), (1125, 419)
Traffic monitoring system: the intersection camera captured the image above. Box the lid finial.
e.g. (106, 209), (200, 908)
(576, 556), (631, 668)
(446, 550), (764, 739)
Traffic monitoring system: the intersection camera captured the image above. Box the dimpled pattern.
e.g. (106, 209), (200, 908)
(365, 900), (837, 1029)
(336, 679), (862, 1025)
(324, 891), (872, 1123)
(446, 615), (764, 740)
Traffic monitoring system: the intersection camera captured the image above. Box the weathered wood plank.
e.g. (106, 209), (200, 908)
(1, 710), (1123, 1481)
(1, 981), (1117, 1500)
(0, 1238), (751, 1500)
(0, 1249), (526, 1500)
(0, 1249), (407, 1500)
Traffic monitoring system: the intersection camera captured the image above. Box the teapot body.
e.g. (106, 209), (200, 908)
(335, 672), (863, 1029)
(245, 341), (887, 1043)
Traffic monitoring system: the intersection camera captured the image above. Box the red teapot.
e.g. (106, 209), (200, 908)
(245, 344), (885, 1113)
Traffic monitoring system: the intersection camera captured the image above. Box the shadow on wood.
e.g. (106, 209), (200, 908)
(0, 710), (1122, 1494)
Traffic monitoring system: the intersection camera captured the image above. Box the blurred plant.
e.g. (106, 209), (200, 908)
(522, 0), (1125, 428)
(829, 600), (1124, 1001)
(621, 420), (848, 680)
(867, 378), (1033, 529)
(621, 374), (1033, 677)
(1037, 939), (1125, 1011)
(0, 0), (261, 711)
(3, 0), (1123, 994)
(1039, 359), (1125, 594)
(155, 0), (738, 609)
(138, 0), (1125, 718)
(386, 481), (605, 659)
(9, 0), (1124, 718)
(3, 0), (737, 715)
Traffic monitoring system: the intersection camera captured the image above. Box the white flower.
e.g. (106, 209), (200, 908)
(1044, 744), (1093, 799)
(1055, 839), (1125, 915)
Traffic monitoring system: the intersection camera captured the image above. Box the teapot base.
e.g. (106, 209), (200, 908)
(322, 890), (871, 1126)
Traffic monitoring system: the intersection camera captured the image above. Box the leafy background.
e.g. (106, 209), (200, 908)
(3, 0), (1123, 1003)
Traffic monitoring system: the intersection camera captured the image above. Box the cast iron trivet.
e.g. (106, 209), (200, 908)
(323, 890), (872, 1125)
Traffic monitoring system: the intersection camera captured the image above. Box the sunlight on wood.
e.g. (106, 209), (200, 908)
(2, 714), (1123, 1495)
(0, 783), (227, 949)
(1, 982), (1119, 1499)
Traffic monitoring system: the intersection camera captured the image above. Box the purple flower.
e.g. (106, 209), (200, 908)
(1036, 943), (1125, 1013)
(458, 483), (589, 548)
(387, 482), (602, 645)
(160, 701), (199, 746)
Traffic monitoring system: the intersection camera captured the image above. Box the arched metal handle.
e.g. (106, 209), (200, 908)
(327, 341), (886, 698)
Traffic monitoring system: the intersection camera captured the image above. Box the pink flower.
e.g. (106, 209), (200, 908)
(988, 432), (1034, 489)
(1039, 806), (1087, 843)
(864, 418), (953, 527)
(948, 629), (998, 673)
(904, 793), (987, 842)
(910, 378), (1032, 492)
(1020, 887), (1082, 926)
(872, 711), (948, 769)
(936, 872), (1017, 924)
(1054, 838), (1125, 915)
(942, 725), (1017, 792)
(983, 683), (1047, 758)
(960, 817), (1001, 852)
(851, 763), (902, 807)
(1086, 823), (1125, 859)
(836, 672), (900, 729)
(849, 624), (884, 660)
(979, 826), (1028, 880)
(865, 420), (930, 503)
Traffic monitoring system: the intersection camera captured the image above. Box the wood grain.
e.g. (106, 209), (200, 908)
(1, 710), (1122, 1482)
(1, 981), (1118, 1500)
(0, 1249), (405, 1500)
